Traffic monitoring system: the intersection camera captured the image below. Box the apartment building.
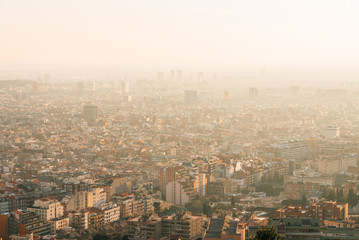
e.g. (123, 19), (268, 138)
(194, 173), (207, 197)
(275, 200), (348, 221)
(317, 153), (357, 175)
(27, 197), (64, 221)
(117, 194), (154, 219)
(98, 203), (121, 224)
(9, 210), (51, 236)
(63, 191), (93, 211)
(274, 139), (308, 162)
(166, 181), (192, 206)
(68, 210), (89, 230)
(49, 217), (70, 234)
(310, 201), (348, 221)
(160, 167), (178, 198)
(88, 207), (104, 228)
(162, 212), (203, 240)
(90, 187), (107, 207)
(126, 214), (162, 240)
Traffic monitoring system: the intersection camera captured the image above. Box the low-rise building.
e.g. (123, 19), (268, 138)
(49, 216), (70, 234)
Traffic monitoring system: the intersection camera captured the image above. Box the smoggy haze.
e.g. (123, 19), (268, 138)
(1, 0), (359, 70)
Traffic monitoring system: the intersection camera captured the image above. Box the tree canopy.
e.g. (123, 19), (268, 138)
(249, 226), (281, 240)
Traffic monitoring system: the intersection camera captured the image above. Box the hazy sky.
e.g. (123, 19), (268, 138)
(1, 0), (359, 69)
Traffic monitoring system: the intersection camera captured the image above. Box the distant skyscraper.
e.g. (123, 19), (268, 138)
(157, 72), (164, 81)
(122, 80), (129, 96)
(83, 104), (99, 123)
(170, 70), (175, 81)
(184, 90), (197, 105)
(176, 70), (182, 81)
(77, 81), (84, 92)
(289, 86), (300, 95)
(224, 91), (229, 100)
(213, 73), (217, 81)
(249, 88), (258, 99)
(198, 72), (203, 82)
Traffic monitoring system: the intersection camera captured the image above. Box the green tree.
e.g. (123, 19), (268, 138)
(249, 226), (281, 240)
(203, 202), (213, 217)
(231, 195), (236, 207)
(93, 234), (110, 240)
(322, 188), (327, 198)
(154, 202), (161, 214)
(273, 172), (280, 183)
(111, 234), (122, 240)
(347, 189), (358, 206)
(327, 190), (335, 201)
(301, 195), (307, 207)
(255, 184), (282, 197)
(261, 175), (268, 183)
(335, 174), (350, 186)
(281, 199), (302, 206)
(203, 202), (209, 215)
(338, 188), (344, 202)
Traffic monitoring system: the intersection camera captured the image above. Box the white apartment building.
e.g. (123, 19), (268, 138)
(318, 153), (357, 175)
(323, 126), (340, 139)
(49, 217), (70, 234)
(27, 197), (64, 221)
(64, 191), (93, 211)
(98, 203), (120, 223)
(166, 181), (191, 206)
(274, 139), (308, 162)
(91, 187), (106, 207)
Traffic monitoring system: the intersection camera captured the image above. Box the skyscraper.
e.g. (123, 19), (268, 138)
(122, 80), (129, 96)
(159, 167), (177, 198)
(249, 88), (258, 99)
(224, 90), (229, 100)
(176, 70), (182, 81)
(157, 72), (164, 81)
(184, 90), (197, 105)
(198, 72), (204, 82)
(194, 173), (207, 196)
(170, 69), (175, 81)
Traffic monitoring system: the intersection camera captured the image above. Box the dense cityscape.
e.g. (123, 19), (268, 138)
(2, 0), (359, 239)
(1, 72), (359, 239)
